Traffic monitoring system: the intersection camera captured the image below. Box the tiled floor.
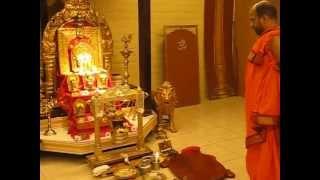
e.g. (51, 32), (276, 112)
(40, 96), (249, 180)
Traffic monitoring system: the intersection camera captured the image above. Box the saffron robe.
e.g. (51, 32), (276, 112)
(245, 26), (280, 180)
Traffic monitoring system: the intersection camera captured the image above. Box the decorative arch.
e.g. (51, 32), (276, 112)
(40, 0), (113, 98)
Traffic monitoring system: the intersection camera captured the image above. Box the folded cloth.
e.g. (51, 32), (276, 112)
(168, 146), (235, 180)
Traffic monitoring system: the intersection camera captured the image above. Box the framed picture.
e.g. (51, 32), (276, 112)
(57, 26), (104, 75)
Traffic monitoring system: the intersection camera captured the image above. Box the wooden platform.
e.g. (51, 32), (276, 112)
(40, 113), (157, 155)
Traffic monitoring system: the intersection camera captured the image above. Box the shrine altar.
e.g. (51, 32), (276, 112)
(40, 0), (156, 156)
(40, 113), (156, 155)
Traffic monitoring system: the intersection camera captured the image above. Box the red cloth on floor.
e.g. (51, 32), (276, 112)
(168, 146), (235, 180)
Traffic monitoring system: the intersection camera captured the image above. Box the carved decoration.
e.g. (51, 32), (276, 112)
(40, 0), (113, 98)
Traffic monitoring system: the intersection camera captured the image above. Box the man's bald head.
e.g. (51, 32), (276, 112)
(249, 1), (278, 35)
(251, 1), (277, 20)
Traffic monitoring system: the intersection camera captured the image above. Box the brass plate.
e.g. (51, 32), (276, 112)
(87, 145), (153, 168)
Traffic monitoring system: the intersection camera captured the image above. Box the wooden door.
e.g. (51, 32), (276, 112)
(164, 25), (200, 107)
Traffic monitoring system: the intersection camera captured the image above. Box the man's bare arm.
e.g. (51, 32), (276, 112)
(270, 36), (280, 63)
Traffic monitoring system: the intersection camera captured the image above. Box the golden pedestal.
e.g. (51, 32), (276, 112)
(40, 113), (156, 155)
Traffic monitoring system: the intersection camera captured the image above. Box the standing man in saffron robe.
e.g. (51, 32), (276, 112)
(245, 1), (280, 180)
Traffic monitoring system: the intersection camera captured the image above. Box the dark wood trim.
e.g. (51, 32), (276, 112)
(204, 0), (216, 98)
(138, 0), (152, 110)
(138, 0), (151, 94)
(224, 0), (237, 95)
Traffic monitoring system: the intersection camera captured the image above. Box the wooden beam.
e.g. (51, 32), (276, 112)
(138, 0), (151, 93)
(138, 0), (153, 110)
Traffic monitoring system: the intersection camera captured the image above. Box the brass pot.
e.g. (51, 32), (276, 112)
(138, 156), (153, 175)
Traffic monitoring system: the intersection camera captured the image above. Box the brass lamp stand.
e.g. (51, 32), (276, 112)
(120, 34), (133, 90)
(43, 97), (57, 136)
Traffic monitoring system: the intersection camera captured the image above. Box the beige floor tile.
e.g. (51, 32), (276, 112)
(223, 157), (249, 180)
(212, 138), (246, 156)
(40, 167), (51, 180)
(200, 143), (243, 163)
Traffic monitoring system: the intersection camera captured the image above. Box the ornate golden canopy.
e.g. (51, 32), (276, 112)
(40, 0), (113, 98)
